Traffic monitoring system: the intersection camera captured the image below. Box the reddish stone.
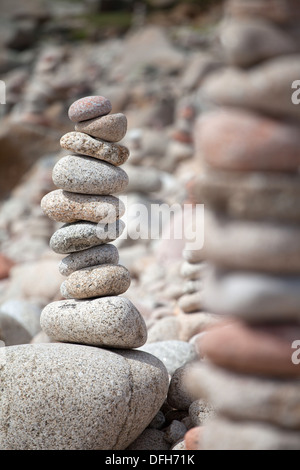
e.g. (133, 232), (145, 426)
(184, 426), (203, 450)
(195, 109), (300, 172)
(0, 253), (14, 280)
(200, 321), (300, 377)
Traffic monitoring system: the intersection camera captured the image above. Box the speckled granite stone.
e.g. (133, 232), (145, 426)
(68, 96), (112, 122)
(59, 244), (119, 276)
(40, 296), (147, 348)
(41, 190), (125, 224)
(60, 264), (131, 299)
(0, 343), (169, 450)
(60, 132), (129, 166)
(50, 220), (125, 254)
(75, 113), (127, 142)
(52, 155), (128, 195)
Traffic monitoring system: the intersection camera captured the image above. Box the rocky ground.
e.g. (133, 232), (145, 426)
(0, 0), (226, 450)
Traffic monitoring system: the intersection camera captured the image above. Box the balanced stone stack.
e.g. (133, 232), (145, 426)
(189, 0), (300, 450)
(0, 97), (169, 450)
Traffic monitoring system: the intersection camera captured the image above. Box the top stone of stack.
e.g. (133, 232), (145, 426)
(68, 96), (112, 123)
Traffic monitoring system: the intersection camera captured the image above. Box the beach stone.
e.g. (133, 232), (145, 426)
(41, 190), (125, 224)
(188, 363), (300, 430)
(126, 429), (170, 450)
(0, 312), (32, 346)
(189, 399), (215, 427)
(68, 96), (112, 123)
(172, 439), (186, 450)
(167, 365), (196, 411)
(219, 18), (298, 67)
(147, 316), (180, 343)
(60, 132), (129, 166)
(180, 261), (207, 281)
(201, 56), (300, 121)
(201, 418), (300, 450)
(203, 267), (300, 322)
(0, 299), (41, 339)
(40, 296), (146, 348)
(60, 264), (131, 300)
(139, 340), (197, 375)
(226, 0), (300, 25)
(202, 210), (300, 273)
(199, 320), (300, 377)
(59, 244), (119, 276)
(125, 165), (162, 193)
(52, 155), (128, 195)
(178, 292), (203, 314)
(184, 427), (203, 451)
(0, 343), (169, 450)
(199, 169), (300, 222)
(195, 109), (300, 172)
(164, 420), (187, 445)
(50, 220), (125, 254)
(75, 113), (127, 142)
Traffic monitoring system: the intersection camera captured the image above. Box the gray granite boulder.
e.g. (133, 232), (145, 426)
(0, 343), (169, 450)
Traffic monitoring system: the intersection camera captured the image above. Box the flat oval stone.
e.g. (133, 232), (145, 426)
(60, 132), (129, 166)
(203, 210), (300, 273)
(41, 190), (125, 224)
(52, 155), (128, 195)
(203, 267), (300, 322)
(0, 343), (169, 450)
(40, 296), (147, 348)
(68, 96), (112, 122)
(201, 56), (300, 121)
(198, 169), (300, 222)
(200, 321), (300, 377)
(75, 113), (127, 142)
(190, 363), (300, 431)
(195, 109), (300, 172)
(59, 244), (119, 276)
(50, 220), (125, 254)
(60, 264), (131, 299)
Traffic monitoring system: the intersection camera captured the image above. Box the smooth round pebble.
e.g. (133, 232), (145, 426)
(68, 96), (112, 123)
(126, 429), (170, 451)
(60, 132), (129, 166)
(59, 244), (119, 276)
(75, 113), (127, 142)
(40, 296), (146, 348)
(138, 340), (197, 376)
(203, 210), (300, 273)
(200, 321), (300, 377)
(0, 343), (169, 450)
(167, 365), (196, 411)
(189, 399), (215, 427)
(203, 267), (300, 322)
(52, 155), (128, 195)
(50, 220), (125, 254)
(164, 420), (187, 445)
(41, 190), (124, 224)
(60, 264), (131, 299)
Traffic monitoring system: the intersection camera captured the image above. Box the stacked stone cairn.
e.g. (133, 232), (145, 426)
(186, 0), (300, 450)
(0, 97), (169, 450)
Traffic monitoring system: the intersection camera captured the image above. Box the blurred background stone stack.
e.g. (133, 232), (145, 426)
(187, 0), (300, 450)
